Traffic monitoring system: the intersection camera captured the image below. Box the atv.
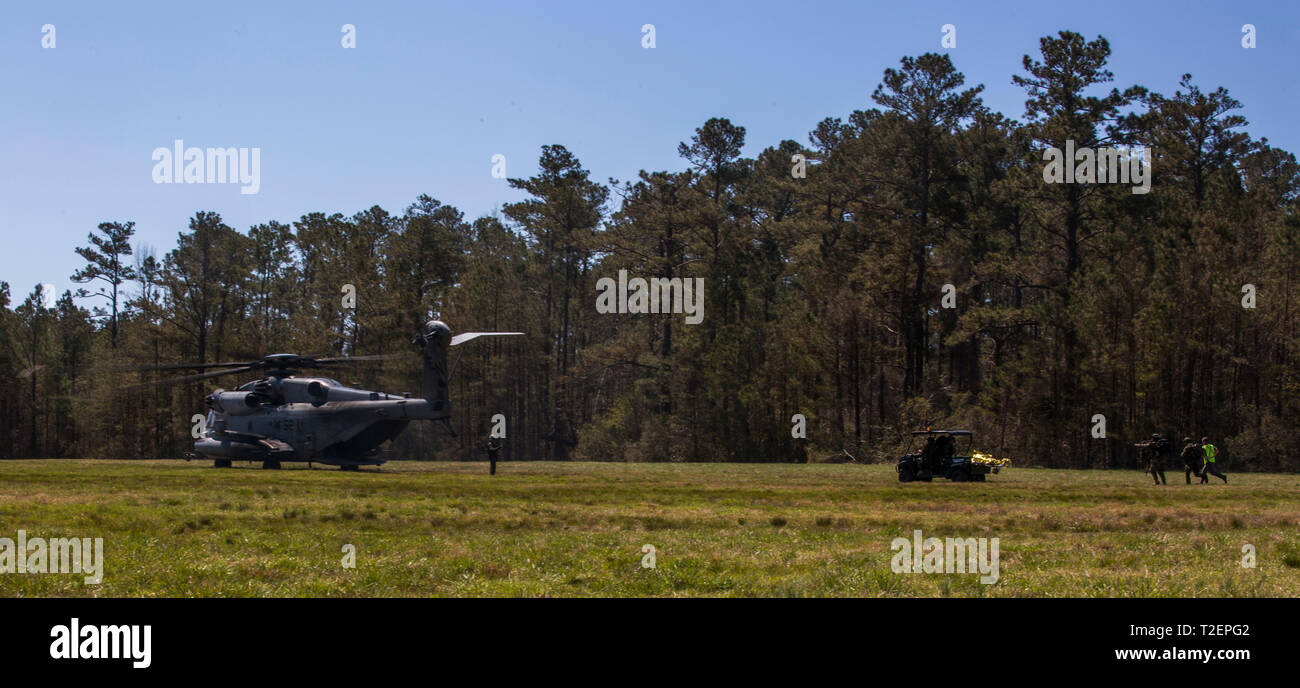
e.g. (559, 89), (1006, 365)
(896, 429), (997, 483)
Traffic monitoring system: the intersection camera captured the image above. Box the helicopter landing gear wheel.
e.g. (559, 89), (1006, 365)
(213, 459), (231, 468)
(262, 460), (281, 470)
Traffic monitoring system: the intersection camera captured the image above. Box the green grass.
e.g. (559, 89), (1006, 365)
(0, 459), (1296, 597)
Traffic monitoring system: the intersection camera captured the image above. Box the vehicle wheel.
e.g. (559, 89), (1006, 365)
(262, 460), (281, 470)
(949, 468), (969, 482)
(213, 459), (231, 468)
(898, 465), (915, 482)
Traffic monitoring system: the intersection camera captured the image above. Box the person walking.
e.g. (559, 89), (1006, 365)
(1179, 437), (1201, 484)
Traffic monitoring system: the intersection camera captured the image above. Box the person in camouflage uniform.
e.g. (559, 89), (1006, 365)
(1179, 436), (1201, 484)
(1138, 433), (1169, 485)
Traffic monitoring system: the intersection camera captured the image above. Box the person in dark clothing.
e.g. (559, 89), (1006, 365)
(1138, 433), (1168, 485)
(937, 434), (955, 461)
(1179, 437), (1201, 484)
(920, 436), (937, 475)
(487, 438), (501, 476)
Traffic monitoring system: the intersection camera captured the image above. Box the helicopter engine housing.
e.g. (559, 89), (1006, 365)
(307, 380), (329, 405)
(209, 390), (260, 416)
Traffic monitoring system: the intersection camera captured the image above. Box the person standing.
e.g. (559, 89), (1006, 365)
(1200, 436), (1227, 484)
(487, 437), (501, 476)
(1179, 437), (1201, 484)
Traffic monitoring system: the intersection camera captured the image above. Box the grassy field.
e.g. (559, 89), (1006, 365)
(1, 459), (1297, 597)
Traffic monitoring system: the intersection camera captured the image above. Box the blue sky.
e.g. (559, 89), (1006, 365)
(1, 0), (1296, 303)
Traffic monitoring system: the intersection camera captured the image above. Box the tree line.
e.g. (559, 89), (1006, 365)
(2, 31), (1296, 470)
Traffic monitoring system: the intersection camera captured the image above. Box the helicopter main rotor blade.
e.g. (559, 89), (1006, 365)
(112, 360), (255, 373)
(116, 365), (259, 391)
(313, 353), (405, 364)
(449, 332), (524, 347)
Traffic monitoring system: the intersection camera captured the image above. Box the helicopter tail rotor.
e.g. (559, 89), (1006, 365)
(413, 321), (523, 410)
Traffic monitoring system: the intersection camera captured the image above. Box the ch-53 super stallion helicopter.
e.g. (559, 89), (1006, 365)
(127, 321), (520, 470)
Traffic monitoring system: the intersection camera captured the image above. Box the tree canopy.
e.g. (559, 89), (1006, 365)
(3, 32), (1296, 471)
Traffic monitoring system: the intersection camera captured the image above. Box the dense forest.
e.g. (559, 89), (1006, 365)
(2, 31), (1297, 470)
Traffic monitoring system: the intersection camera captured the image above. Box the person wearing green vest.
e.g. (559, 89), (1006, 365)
(1200, 436), (1227, 484)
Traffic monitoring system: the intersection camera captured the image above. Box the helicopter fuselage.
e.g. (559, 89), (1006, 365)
(194, 374), (450, 467)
